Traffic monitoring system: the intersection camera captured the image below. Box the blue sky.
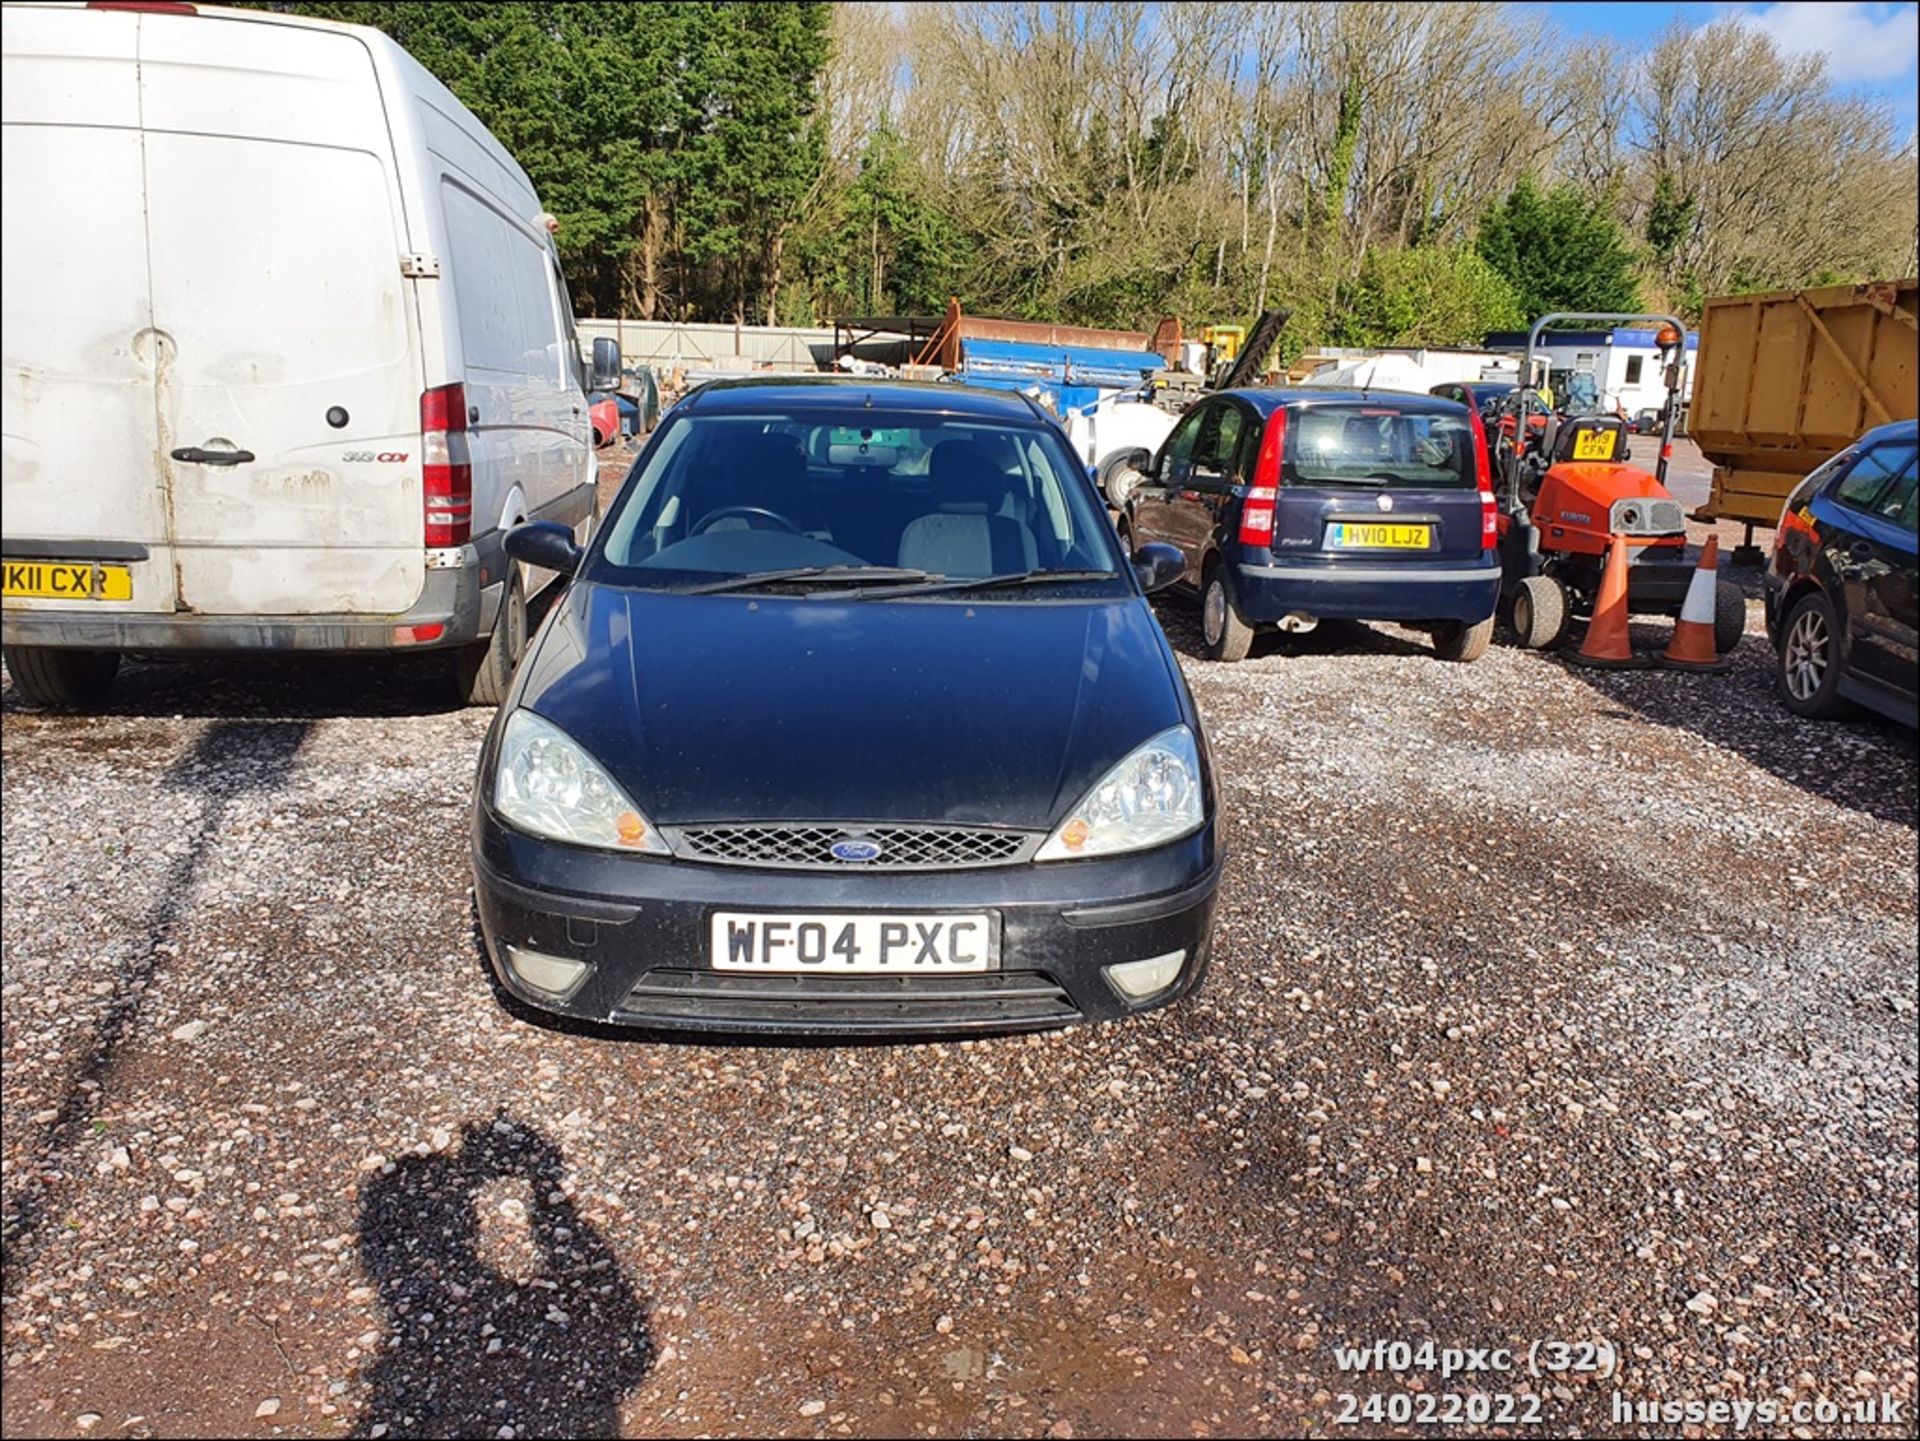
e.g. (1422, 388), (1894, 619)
(1538, 1), (1919, 127)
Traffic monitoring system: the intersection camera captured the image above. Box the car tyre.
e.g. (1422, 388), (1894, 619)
(2, 645), (120, 709)
(458, 570), (527, 707)
(1511, 575), (1568, 650)
(1713, 579), (1746, 655)
(1776, 589), (1854, 719)
(1433, 616), (1494, 663)
(1099, 451), (1148, 511)
(1201, 563), (1254, 663)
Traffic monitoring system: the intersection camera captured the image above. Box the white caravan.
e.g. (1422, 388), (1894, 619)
(0, 0), (618, 706)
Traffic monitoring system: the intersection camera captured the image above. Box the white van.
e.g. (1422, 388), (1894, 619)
(0, 0), (617, 706)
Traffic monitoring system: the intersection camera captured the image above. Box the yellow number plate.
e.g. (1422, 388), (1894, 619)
(1572, 429), (1619, 461)
(1327, 523), (1432, 550)
(2, 560), (134, 601)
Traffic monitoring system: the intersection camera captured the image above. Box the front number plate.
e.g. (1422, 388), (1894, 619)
(2, 560), (134, 600)
(710, 912), (997, 974)
(1326, 523), (1431, 550)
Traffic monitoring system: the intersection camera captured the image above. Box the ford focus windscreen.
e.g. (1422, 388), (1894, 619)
(591, 408), (1125, 591)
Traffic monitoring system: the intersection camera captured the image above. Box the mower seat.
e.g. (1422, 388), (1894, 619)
(1551, 415), (1628, 465)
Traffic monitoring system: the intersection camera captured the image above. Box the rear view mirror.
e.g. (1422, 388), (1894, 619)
(828, 442), (899, 468)
(504, 520), (582, 577)
(590, 336), (621, 392)
(1131, 542), (1184, 594)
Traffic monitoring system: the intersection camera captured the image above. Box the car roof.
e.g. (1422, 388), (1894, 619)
(680, 376), (1053, 422)
(1221, 387), (1470, 416)
(1859, 418), (1919, 447)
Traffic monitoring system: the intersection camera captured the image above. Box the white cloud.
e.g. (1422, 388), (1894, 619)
(1728, 1), (1919, 84)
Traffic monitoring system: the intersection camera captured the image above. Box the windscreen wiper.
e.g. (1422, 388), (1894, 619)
(830, 569), (1118, 600)
(678, 565), (939, 595)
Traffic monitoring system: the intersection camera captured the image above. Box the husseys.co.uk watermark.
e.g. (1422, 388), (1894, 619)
(1328, 1336), (1907, 1431)
(1611, 1392), (1907, 1433)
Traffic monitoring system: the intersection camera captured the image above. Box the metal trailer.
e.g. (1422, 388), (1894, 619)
(1689, 278), (1917, 562)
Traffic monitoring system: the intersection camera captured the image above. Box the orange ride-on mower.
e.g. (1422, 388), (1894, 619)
(1492, 313), (1744, 655)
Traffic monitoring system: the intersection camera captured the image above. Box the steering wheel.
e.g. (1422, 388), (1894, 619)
(691, 505), (801, 536)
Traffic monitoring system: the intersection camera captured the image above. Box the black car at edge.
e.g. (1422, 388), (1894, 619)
(471, 378), (1222, 1034)
(1764, 418), (1918, 726)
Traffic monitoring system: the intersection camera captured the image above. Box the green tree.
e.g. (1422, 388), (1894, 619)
(1477, 176), (1642, 318)
(1644, 169), (1695, 265)
(793, 126), (971, 317)
(1333, 246), (1523, 348)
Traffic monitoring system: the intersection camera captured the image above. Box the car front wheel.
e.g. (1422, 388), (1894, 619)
(1776, 590), (1853, 719)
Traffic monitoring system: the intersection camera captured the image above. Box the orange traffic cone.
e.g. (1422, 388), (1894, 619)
(1661, 533), (1735, 673)
(1567, 535), (1650, 669)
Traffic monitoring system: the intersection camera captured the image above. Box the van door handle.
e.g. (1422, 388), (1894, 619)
(170, 446), (254, 466)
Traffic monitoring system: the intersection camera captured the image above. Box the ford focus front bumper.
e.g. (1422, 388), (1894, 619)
(472, 802), (1221, 1036)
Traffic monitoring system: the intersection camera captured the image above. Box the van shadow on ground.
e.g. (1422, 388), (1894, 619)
(1, 719), (310, 1289)
(353, 1116), (651, 1439)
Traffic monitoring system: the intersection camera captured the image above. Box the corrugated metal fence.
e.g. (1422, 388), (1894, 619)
(574, 318), (833, 370)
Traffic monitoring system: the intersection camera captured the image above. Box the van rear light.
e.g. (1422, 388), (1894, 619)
(421, 382), (472, 547)
(1238, 409), (1287, 548)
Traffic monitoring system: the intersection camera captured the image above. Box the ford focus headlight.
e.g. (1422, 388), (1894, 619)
(492, 709), (668, 854)
(1036, 725), (1204, 861)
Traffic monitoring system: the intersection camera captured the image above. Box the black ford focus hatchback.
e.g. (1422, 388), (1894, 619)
(472, 379), (1221, 1034)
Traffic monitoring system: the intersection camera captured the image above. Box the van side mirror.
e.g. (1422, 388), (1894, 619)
(590, 336), (621, 392)
(504, 520), (581, 576)
(1131, 542), (1184, 594)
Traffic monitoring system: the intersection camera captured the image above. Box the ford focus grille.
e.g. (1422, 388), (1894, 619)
(667, 824), (1036, 870)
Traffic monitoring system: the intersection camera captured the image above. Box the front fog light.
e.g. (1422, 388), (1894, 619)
(504, 945), (590, 999)
(1105, 949), (1186, 1000)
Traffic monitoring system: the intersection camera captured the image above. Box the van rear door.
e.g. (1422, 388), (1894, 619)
(1, 5), (175, 614)
(1273, 402), (1486, 566)
(138, 12), (424, 615)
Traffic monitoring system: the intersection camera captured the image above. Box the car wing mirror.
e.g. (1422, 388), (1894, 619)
(504, 520), (582, 577)
(1131, 542), (1184, 594)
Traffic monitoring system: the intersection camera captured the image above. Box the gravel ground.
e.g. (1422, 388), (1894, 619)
(3, 443), (1915, 1439)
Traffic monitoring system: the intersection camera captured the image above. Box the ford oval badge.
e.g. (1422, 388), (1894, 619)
(831, 838), (883, 863)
